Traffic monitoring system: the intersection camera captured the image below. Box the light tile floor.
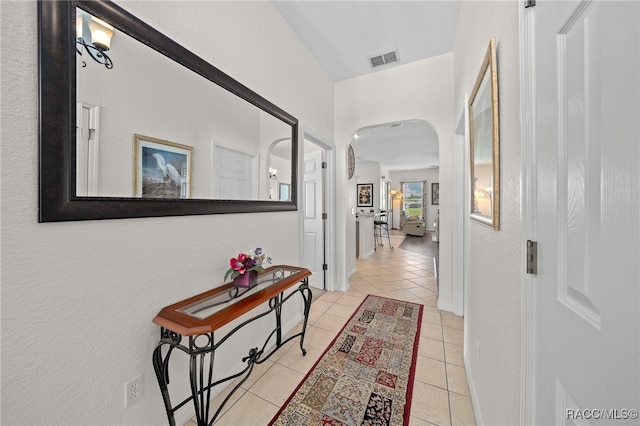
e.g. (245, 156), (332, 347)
(188, 234), (476, 426)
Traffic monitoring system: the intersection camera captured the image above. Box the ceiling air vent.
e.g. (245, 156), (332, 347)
(368, 50), (399, 68)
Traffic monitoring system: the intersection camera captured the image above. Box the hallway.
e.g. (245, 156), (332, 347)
(194, 233), (475, 425)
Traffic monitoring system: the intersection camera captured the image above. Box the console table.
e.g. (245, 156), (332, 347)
(152, 265), (312, 426)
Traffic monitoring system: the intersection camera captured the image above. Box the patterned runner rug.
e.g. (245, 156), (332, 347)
(270, 295), (423, 426)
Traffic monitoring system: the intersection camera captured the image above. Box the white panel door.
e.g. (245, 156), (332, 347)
(303, 149), (324, 289)
(213, 145), (255, 200)
(534, 1), (639, 424)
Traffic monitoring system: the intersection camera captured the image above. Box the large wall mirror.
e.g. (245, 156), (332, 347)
(38, 0), (298, 222)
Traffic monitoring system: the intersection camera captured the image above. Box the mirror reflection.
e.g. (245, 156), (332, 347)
(268, 139), (292, 201)
(75, 7), (293, 201)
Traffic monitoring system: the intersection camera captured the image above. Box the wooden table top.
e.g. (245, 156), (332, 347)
(152, 265), (311, 336)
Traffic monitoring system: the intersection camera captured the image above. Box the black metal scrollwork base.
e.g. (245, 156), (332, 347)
(153, 279), (312, 426)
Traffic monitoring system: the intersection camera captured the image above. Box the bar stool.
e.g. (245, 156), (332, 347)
(374, 210), (393, 251)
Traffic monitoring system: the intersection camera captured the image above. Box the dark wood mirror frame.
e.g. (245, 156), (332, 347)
(38, 0), (298, 222)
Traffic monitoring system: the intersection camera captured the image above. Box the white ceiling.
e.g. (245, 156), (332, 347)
(352, 120), (440, 171)
(274, 0), (460, 171)
(273, 1), (460, 82)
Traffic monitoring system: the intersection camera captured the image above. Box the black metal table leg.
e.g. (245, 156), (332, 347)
(188, 333), (216, 425)
(153, 329), (182, 426)
(270, 293), (284, 348)
(153, 276), (314, 425)
(298, 278), (312, 355)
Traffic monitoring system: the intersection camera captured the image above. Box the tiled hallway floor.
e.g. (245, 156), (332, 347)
(190, 234), (476, 426)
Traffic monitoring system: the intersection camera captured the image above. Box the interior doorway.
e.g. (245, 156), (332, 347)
(301, 132), (335, 291)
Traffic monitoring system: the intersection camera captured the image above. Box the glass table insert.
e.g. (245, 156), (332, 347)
(177, 267), (301, 320)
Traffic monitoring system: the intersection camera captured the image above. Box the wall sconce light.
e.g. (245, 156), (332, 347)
(76, 13), (115, 69)
(474, 189), (488, 199)
(269, 167), (278, 179)
(473, 178), (493, 199)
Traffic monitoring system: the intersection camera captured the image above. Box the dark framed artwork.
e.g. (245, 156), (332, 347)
(357, 183), (374, 207)
(431, 182), (440, 205)
(469, 38), (500, 230)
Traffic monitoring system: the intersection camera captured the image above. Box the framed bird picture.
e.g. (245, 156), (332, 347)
(133, 134), (193, 198)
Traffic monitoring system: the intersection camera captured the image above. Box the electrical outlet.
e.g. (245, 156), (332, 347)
(475, 340), (480, 366)
(125, 374), (143, 407)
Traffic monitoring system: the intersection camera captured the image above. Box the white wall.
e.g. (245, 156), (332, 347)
(453, 1), (522, 425)
(354, 162), (382, 212)
(78, 23), (276, 199)
(0, 1), (333, 424)
(335, 52), (454, 304)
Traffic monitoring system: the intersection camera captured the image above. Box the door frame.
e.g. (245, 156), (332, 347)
(76, 102), (101, 196)
(452, 98), (468, 317)
(299, 128), (336, 291)
(520, 1), (537, 423)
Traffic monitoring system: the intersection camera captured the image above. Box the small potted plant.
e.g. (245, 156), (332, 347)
(224, 248), (271, 288)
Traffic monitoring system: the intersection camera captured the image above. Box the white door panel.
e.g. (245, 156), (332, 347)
(533, 1), (639, 424)
(303, 149), (324, 289)
(305, 180), (317, 220)
(213, 145), (255, 199)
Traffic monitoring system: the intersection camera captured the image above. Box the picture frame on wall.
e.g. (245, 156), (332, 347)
(357, 183), (374, 207)
(133, 134), (193, 199)
(431, 182), (440, 205)
(469, 38), (500, 230)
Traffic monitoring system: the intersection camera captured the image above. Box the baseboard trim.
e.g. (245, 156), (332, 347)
(433, 257), (438, 291)
(465, 356), (485, 426)
(436, 301), (453, 312)
(360, 249), (375, 259)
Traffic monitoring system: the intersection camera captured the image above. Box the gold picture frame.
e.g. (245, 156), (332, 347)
(469, 38), (500, 230)
(133, 134), (193, 198)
